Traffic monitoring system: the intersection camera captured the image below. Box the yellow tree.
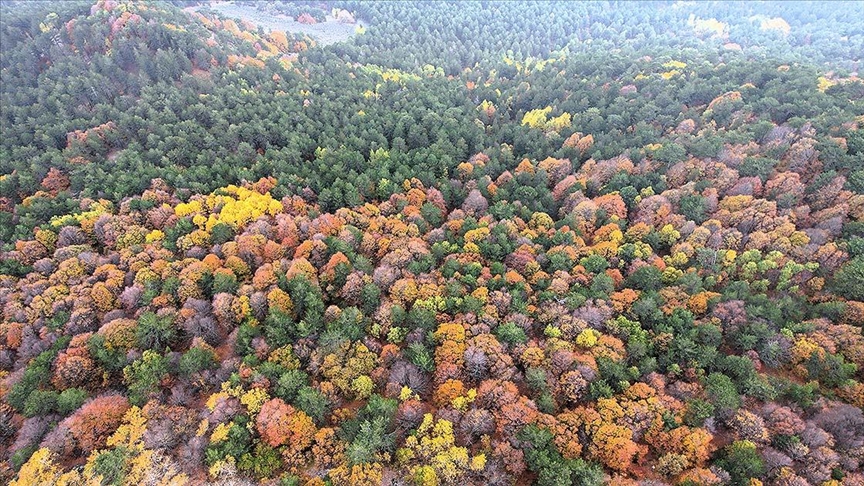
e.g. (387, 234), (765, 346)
(397, 414), (486, 484)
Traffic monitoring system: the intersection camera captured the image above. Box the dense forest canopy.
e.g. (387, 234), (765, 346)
(1, 1), (864, 485)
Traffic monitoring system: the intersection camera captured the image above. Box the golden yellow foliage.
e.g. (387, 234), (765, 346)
(240, 387), (270, 415)
(398, 414), (485, 482)
(522, 106), (572, 131)
(689, 16), (728, 37)
(760, 17), (791, 35)
(12, 448), (64, 486)
(576, 328), (601, 348)
(210, 421), (233, 445)
(522, 107), (553, 128)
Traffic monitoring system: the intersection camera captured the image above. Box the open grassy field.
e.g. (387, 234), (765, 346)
(199, 2), (364, 45)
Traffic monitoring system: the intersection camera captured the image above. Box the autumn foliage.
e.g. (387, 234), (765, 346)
(2, 2), (864, 483)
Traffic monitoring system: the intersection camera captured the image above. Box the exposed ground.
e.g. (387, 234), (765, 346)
(191, 1), (365, 45)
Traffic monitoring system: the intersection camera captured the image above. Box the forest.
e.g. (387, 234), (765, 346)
(1, 1), (863, 485)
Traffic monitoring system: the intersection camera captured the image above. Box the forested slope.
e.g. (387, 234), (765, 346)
(1, 1), (864, 485)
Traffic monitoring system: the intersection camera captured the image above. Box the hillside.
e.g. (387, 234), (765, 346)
(1, 1), (864, 485)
